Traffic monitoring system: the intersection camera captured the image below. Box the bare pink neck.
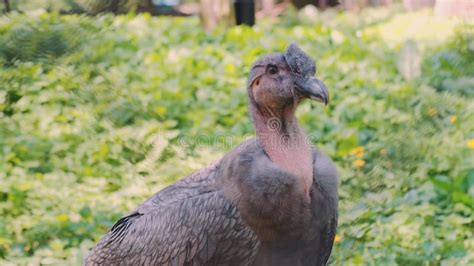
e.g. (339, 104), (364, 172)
(252, 104), (313, 199)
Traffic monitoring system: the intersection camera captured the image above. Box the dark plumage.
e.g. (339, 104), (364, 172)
(85, 44), (338, 266)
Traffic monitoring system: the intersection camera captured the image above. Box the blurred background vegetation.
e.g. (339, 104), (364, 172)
(1, 0), (473, 265)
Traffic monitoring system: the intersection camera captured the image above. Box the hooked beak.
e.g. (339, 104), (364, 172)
(295, 77), (329, 105)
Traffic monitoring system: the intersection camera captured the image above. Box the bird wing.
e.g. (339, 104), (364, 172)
(85, 165), (258, 266)
(311, 149), (339, 265)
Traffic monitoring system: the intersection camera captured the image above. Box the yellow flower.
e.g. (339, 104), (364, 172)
(155, 106), (167, 116)
(449, 116), (457, 124)
(468, 139), (474, 149)
(351, 146), (365, 158)
(334, 234), (341, 244)
(55, 214), (69, 223)
(351, 146), (364, 154)
(353, 159), (365, 169)
(50, 240), (63, 251)
(380, 149), (387, 156)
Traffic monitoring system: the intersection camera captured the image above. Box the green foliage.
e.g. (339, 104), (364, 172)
(6, 0), (83, 13)
(0, 13), (88, 65)
(76, 0), (142, 14)
(1, 8), (473, 265)
(422, 25), (474, 97)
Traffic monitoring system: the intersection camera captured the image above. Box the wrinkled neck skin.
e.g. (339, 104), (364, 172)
(251, 101), (313, 201)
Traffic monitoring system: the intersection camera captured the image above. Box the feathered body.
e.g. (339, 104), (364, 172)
(86, 140), (337, 265)
(86, 44), (338, 266)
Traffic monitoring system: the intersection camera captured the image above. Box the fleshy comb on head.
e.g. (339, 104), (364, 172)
(284, 44), (316, 77)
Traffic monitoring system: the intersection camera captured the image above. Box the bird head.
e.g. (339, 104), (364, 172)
(248, 44), (328, 112)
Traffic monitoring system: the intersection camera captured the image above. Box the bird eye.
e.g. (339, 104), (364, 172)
(266, 64), (278, 75)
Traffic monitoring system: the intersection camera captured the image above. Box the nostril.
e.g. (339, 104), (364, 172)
(255, 79), (260, 86)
